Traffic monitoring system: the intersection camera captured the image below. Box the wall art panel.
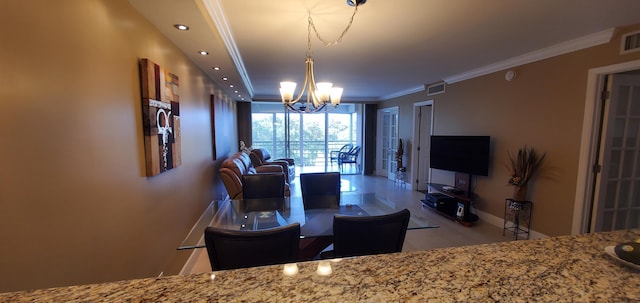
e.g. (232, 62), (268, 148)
(140, 58), (181, 176)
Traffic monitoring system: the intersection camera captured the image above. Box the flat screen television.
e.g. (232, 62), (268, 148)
(430, 135), (490, 176)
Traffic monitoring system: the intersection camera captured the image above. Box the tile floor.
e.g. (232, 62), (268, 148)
(183, 174), (509, 274)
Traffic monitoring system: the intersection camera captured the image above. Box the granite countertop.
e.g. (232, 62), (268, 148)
(2, 229), (639, 302)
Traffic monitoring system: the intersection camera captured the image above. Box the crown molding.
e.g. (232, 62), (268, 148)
(382, 86), (424, 100)
(443, 28), (616, 84)
(200, 0), (254, 97)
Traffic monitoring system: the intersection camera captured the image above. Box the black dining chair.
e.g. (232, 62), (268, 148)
(322, 208), (410, 258)
(241, 173), (286, 200)
(204, 223), (301, 270)
(299, 172), (341, 209)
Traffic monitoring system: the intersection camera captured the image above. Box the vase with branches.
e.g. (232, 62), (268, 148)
(507, 145), (545, 201)
(395, 138), (404, 170)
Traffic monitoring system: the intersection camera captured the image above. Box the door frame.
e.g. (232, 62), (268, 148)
(572, 59), (640, 234)
(411, 100), (434, 191)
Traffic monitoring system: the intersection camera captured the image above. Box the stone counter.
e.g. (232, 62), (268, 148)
(2, 230), (639, 302)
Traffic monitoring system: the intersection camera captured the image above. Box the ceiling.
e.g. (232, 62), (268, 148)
(128, 0), (640, 103)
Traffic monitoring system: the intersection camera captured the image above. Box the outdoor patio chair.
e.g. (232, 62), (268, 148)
(329, 144), (353, 166)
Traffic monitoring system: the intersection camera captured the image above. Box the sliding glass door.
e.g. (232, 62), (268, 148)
(251, 102), (362, 175)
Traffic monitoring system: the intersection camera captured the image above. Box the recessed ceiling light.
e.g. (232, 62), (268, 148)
(213, 67), (221, 71)
(198, 51), (209, 55)
(222, 77), (228, 81)
(229, 84), (234, 88)
(174, 24), (189, 31)
(234, 90), (238, 93)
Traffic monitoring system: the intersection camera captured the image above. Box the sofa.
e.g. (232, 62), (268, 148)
(249, 148), (296, 184)
(219, 151), (290, 200)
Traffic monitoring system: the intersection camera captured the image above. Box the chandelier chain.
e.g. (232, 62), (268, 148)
(282, 3), (361, 113)
(308, 5), (359, 48)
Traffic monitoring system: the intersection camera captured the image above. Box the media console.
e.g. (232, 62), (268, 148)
(422, 183), (479, 227)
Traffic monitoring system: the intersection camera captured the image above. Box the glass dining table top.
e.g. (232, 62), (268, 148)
(178, 192), (438, 250)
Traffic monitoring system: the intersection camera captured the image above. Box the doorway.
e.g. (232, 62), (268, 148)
(412, 101), (433, 192)
(573, 60), (640, 234)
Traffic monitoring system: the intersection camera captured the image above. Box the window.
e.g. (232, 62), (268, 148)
(251, 102), (363, 174)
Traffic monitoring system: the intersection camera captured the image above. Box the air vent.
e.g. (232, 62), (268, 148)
(621, 30), (640, 54)
(425, 82), (446, 96)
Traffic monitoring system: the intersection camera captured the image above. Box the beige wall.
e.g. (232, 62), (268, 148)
(380, 25), (640, 237)
(0, 0), (238, 292)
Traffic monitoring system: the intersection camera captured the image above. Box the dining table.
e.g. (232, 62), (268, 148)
(178, 192), (438, 251)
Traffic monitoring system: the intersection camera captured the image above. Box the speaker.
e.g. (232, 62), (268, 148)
(456, 202), (465, 218)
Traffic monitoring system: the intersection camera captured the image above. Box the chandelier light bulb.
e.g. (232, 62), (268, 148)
(316, 82), (333, 102)
(280, 82), (297, 103)
(331, 87), (343, 105)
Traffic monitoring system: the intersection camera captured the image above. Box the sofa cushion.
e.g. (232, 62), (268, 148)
(250, 148), (296, 183)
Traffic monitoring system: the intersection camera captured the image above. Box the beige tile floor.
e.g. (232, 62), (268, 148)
(183, 174), (509, 274)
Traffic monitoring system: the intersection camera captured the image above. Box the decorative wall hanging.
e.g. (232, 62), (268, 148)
(210, 94), (216, 160)
(213, 96), (233, 158)
(140, 58), (181, 177)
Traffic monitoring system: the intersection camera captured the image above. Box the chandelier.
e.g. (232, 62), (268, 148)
(280, 0), (366, 113)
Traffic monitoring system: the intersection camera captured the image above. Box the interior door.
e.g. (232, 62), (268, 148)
(416, 105), (433, 191)
(376, 107), (398, 179)
(388, 110), (399, 180)
(591, 71), (640, 232)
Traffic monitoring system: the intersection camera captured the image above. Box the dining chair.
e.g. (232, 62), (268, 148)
(299, 172), (341, 209)
(241, 173), (286, 200)
(323, 208), (410, 258)
(204, 223), (301, 270)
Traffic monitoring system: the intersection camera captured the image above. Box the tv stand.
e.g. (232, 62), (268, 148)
(422, 183), (478, 227)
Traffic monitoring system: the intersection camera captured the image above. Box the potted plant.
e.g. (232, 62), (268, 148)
(507, 145), (545, 201)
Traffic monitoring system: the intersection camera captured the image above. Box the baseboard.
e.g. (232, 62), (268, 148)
(394, 181), (413, 190)
(180, 248), (204, 275)
(475, 209), (548, 240)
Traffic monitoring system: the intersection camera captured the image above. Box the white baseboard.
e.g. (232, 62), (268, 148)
(179, 248), (203, 275)
(394, 181), (413, 190)
(475, 209), (548, 240)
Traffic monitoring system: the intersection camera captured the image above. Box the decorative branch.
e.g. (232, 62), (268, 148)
(507, 145), (545, 187)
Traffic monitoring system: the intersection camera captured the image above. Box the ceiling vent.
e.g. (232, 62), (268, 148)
(621, 30), (640, 54)
(425, 82), (446, 96)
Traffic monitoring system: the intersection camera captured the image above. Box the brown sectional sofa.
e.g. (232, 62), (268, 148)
(219, 151), (290, 200)
(249, 148), (296, 184)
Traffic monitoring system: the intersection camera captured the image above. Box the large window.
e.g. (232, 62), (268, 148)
(251, 102), (362, 174)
